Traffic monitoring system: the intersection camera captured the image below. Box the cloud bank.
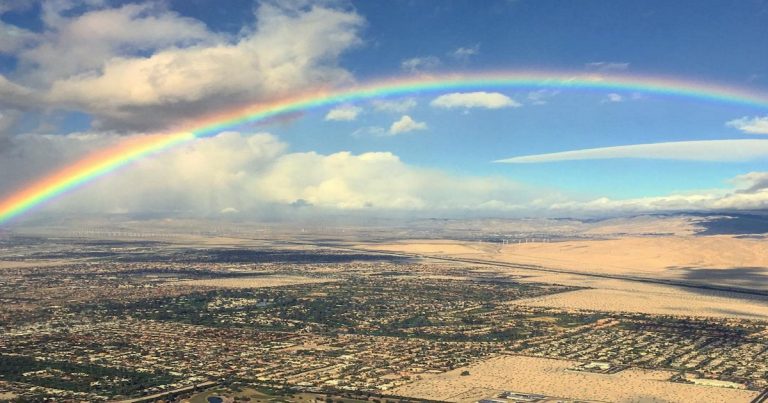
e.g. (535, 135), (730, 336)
(4, 132), (768, 221)
(2, 131), (538, 218)
(548, 171), (768, 214)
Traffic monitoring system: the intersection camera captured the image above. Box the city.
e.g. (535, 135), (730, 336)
(1, 232), (767, 402)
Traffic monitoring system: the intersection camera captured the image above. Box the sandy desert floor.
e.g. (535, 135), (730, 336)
(494, 236), (768, 278)
(0, 260), (76, 269)
(178, 276), (335, 288)
(362, 235), (768, 277)
(359, 235), (768, 320)
(391, 355), (758, 403)
(511, 277), (768, 319)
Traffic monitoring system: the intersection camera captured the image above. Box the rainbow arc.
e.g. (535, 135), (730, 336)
(2, 71), (768, 224)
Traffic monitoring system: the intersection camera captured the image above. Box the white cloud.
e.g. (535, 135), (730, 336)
(547, 173), (768, 214)
(5, 131), (288, 216)
(527, 89), (559, 105)
(21, 3), (216, 84)
(0, 108), (22, 135)
(0, 21), (37, 54)
(0, 0), (37, 15)
(585, 61), (630, 72)
(389, 115), (427, 135)
(371, 98), (417, 113)
(731, 171), (768, 193)
(602, 92), (644, 103)
(450, 44), (479, 61)
(496, 140), (768, 163)
(431, 92), (521, 109)
(0, 74), (36, 108)
(325, 105), (362, 121)
(4, 2), (363, 131)
(401, 56), (441, 73)
(251, 151), (530, 211)
(6, 132), (768, 219)
(351, 126), (386, 137)
(1, 130), (539, 217)
(527, 171), (768, 215)
(0, 131), (127, 192)
(726, 116), (768, 135)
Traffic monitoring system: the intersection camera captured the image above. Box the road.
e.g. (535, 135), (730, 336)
(334, 244), (768, 299)
(116, 381), (217, 403)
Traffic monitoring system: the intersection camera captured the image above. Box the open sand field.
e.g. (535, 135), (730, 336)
(177, 276), (335, 289)
(494, 236), (768, 277)
(363, 240), (488, 256)
(364, 235), (768, 278)
(0, 260), (76, 269)
(512, 277), (768, 319)
(579, 215), (702, 236)
(0, 392), (18, 401)
(391, 355), (758, 403)
(359, 235), (768, 320)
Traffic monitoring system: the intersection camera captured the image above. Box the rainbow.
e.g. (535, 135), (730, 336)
(2, 70), (768, 225)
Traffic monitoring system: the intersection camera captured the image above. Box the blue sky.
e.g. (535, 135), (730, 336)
(1, 0), (768, 219)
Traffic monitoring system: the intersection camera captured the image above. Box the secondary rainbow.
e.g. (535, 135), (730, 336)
(2, 70), (768, 224)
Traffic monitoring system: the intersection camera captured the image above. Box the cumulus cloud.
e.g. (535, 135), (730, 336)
(21, 3), (216, 85)
(401, 56), (441, 73)
(371, 98), (417, 113)
(431, 92), (521, 109)
(325, 105), (362, 121)
(496, 140), (768, 163)
(0, 131), (126, 193)
(0, 76), (34, 139)
(4, 131), (288, 216)
(256, 150), (532, 210)
(0, 109), (23, 138)
(726, 116), (768, 134)
(1, 131), (541, 218)
(0, 74), (36, 108)
(6, 131), (768, 220)
(0, 0), (36, 15)
(389, 115), (427, 135)
(2, 1), (363, 131)
(0, 21), (37, 54)
(732, 172), (768, 193)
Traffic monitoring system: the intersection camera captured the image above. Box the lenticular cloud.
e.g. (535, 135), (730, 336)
(495, 139), (768, 163)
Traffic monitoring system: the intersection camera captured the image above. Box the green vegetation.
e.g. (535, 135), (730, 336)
(73, 277), (581, 342)
(0, 354), (178, 397)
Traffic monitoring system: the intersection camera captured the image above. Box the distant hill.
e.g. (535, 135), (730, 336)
(693, 212), (768, 235)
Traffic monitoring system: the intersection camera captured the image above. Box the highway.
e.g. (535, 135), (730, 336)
(336, 245), (768, 299)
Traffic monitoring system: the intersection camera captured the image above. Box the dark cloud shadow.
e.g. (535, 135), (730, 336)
(673, 266), (768, 300)
(695, 213), (768, 235)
